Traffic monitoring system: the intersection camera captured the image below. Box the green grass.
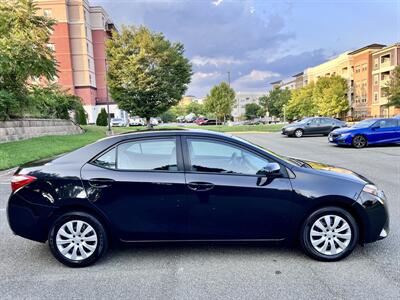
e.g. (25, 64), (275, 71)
(0, 126), (107, 170)
(0, 124), (284, 170)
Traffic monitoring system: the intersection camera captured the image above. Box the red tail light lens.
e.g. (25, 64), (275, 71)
(11, 175), (37, 192)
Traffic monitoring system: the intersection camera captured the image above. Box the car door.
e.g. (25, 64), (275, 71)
(304, 118), (321, 134)
(368, 119), (399, 144)
(320, 118), (335, 134)
(80, 136), (188, 241)
(182, 136), (294, 240)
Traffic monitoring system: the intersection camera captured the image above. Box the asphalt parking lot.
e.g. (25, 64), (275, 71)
(0, 132), (399, 299)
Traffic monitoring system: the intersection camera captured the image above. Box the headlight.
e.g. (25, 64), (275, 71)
(363, 184), (378, 196)
(362, 184), (385, 205)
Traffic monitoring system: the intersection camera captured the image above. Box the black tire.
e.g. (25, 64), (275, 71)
(294, 129), (303, 138)
(300, 207), (359, 261)
(352, 135), (367, 148)
(48, 211), (108, 267)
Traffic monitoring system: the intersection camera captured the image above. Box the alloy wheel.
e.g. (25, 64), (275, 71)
(352, 135), (366, 148)
(56, 220), (98, 261)
(294, 129), (303, 138)
(309, 215), (352, 256)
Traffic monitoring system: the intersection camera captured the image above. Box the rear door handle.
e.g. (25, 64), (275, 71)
(88, 178), (115, 188)
(187, 182), (214, 192)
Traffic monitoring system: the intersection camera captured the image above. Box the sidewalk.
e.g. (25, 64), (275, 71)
(0, 168), (17, 184)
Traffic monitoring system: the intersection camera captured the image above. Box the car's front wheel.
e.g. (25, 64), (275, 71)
(294, 129), (303, 138)
(352, 135), (367, 148)
(300, 207), (358, 261)
(48, 212), (108, 267)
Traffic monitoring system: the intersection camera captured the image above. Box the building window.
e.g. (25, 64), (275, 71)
(89, 74), (92, 85)
(43, 9), (52, 17)
(373, 74), (379, 85)
(362, 64), (367, 72)
(374, 92), (378, 103)
(374, 58), (379, 68)
(88, 59), (91, 69)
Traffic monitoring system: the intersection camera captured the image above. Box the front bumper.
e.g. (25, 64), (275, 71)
(328, 133), (352, 145)
(355, 189), (390, 243)
(281, 127), (295, 135)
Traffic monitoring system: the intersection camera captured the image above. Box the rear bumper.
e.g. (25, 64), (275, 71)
(7, 193), (55, 243)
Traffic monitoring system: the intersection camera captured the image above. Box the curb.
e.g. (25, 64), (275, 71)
(0, 167), (17, 178)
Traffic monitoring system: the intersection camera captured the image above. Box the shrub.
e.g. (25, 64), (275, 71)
(75, 104), (87, 125)
(96, 108), (108, 126)
(29, 84), (83, 119)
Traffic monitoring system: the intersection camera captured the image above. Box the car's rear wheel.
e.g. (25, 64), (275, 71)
(294, 129), (303, 138)
(300, 207), (358, 261)
(352, 135), (367, 148)
(48, 212), (108, 267)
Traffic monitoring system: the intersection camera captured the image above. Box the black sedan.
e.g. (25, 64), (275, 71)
(8, 129), (389, 267)
(282, 117), (346, 137)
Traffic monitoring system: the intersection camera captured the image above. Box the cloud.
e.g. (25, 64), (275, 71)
(192, 71), (222, 81)
(212, 0), (224, 6)
(191, 56), (244, 67)
(232, 70), (280, 91)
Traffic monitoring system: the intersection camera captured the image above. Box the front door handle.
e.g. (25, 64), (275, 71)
(88, 178), (115, 188)
(187, 182), (214, 192)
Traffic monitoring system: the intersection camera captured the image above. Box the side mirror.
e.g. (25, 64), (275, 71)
(372, 125), (380, 130)
(259, 162), (281, 176)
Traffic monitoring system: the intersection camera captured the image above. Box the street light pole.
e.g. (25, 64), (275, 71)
(105, 59), (112, 135)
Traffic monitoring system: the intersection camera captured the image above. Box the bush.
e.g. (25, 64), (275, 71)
(159, 110), (176, 123)
(96, 108), (108, 126)
(29, 84), (83, 119)
(75, 104), (87, 125)
(0, 90), (21, 120)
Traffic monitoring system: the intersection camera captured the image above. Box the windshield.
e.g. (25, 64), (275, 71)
(352, 119), (376, 128)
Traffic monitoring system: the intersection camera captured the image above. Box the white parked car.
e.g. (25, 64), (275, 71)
(129, 116), (145, 126)
(110, 118), (127, 127)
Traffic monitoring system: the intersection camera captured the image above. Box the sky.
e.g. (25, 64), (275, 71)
(92, 0), (399, 97)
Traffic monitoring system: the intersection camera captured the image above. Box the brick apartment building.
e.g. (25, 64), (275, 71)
(271, 43), (400, 119)
(34, 0), (127, 123)
(371, 44), (400, 117)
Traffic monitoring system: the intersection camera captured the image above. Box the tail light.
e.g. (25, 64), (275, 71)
(11, 174), (37, 192)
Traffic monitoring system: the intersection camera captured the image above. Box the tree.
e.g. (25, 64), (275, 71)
(185, 102), (205, 116)
(106, 26), (192, 126)
(0, 0), (57, 119)
(244, 103), (263, 120)
(96, 108), (108, 126)
(286, 82), (317, 120)
(313, 75), (349, 116)
(259, 88), (291, 117)
(384, 65), (400, 108)
(203, 82), (235, 122)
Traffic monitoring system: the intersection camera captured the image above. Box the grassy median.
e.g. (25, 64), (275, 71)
(0, 124), (283, 170)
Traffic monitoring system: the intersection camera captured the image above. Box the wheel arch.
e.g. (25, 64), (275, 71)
(48, 204), (117, 246)
(297, 196), (366, 245)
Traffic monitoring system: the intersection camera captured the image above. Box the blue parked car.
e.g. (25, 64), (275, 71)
(328, 117), (400, 148)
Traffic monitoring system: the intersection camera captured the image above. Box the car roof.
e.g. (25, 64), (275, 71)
(104, 128), (229, 140)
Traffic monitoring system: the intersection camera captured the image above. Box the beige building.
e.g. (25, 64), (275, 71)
(232, 92), (264, 120)
(371, 43), (400, 117)
(304, 52), (354, 114)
